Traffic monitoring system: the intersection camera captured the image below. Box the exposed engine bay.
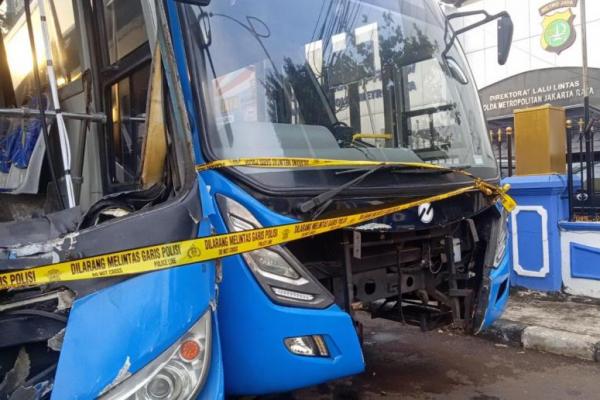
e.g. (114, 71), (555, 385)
(289, 205), (506, 332)
(0, 288), (73, 399)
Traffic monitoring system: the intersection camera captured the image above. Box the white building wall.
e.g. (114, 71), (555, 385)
(446, 0), (600, 89)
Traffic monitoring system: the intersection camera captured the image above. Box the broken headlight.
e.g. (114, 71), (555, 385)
(217, 195), (333, 309)
(100, 310), (212, 400)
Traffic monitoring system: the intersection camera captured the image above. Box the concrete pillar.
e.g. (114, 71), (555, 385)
(504, 175), (569, 292)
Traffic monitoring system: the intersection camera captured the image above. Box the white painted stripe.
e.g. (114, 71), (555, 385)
(511, 206), (550, 278)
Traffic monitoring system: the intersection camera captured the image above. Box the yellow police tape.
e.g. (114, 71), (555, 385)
(196, 157), (515, 214)
(0, 158), (515, 290)
(195, 156), (462, 173)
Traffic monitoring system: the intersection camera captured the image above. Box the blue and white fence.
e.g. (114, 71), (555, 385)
(505, 174), (600, 298)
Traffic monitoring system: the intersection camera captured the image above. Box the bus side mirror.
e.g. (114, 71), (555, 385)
(444, 11), (513, 66)
(497, 14), (513, 65)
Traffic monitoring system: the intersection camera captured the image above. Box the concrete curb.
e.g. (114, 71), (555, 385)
(482, 319), (600, 362)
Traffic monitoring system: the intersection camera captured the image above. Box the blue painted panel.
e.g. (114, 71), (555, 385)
(503, 175), (567, 292)
(200, 171), (364, 396)
(559, 221), (600, 232)
(504, 174), (568, 193)
(482, 248), (511, 329)
(570, 242), (600, 281)
(52, 264), (214, 399)
(218, 255), (364, 395)
(166, 0), (203, 162)
(516, 210), (544, 272)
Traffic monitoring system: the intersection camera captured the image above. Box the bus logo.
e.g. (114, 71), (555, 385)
(418, 203), (434, 224)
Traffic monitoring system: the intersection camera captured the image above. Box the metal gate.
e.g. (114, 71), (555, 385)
(566, 106), (600, 221)
(489, 126), (514, 179)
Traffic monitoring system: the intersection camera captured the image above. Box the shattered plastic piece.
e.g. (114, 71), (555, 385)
(8, 385), (36, 400)
(48, 328), (66, 352)
(0, 348), (31, 397)
(35, 381), (53, 399)
(56, 290), (75, 311)
(99, 208), (131, 219)
(13, 378), (53, 400)
(354, 222), (392, 231)
(99, 357), (132, 395)
(0, 289), (75, 313)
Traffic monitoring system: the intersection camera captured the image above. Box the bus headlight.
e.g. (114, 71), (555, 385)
(246, 248), (303, 281)
(217, 195), (334, 308)
(493, 211), (509, 267)
(100, 310), (212, 400)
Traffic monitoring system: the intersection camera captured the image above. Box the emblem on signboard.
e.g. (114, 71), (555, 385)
(540, 0), (578, 54)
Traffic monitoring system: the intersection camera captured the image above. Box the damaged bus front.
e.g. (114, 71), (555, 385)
(1, 0), (514, 397)
(171, 0), (514, 395)
(0, 0), (223, 398)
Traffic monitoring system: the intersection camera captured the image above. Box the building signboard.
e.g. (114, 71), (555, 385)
(479, 67), (599, 119)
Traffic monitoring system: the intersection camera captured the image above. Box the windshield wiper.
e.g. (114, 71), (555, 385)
(298, 164), (387, 217)
(335, 164), (471, 176)
(298, 164), (470, 218)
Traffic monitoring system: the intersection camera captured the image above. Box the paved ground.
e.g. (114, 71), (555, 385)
(483, 291), (600, 361)
(503, 290), (600, 338)
(262, 312), (600, 400)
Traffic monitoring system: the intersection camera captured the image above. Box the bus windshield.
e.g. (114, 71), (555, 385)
(182, 0), (496, 184)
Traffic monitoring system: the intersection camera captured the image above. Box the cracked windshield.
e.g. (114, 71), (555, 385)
(187, 0), (495, 172)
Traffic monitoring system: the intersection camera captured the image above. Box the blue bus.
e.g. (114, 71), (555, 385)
(0, 0), (512, 398)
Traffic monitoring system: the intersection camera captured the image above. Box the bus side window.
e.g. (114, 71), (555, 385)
(0, 0), (83, 105)
(109, 65), (150, 184)
(103, 0), (148, 65)
(0, 0), (83, 212)
(100, 0), (152, 189)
